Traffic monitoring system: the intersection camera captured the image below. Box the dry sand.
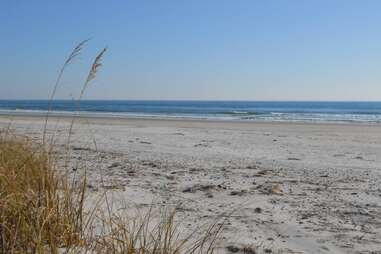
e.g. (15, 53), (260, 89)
(1, 115), (381, 253)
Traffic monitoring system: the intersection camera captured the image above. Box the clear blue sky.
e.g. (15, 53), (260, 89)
(1, 0), (381, 100)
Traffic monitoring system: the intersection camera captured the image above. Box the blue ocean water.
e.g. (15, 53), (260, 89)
(1, 100), (381, 123)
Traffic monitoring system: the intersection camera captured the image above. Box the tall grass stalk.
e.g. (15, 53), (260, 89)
(42, 39), (89, 145)
(66, 47), (107, 152)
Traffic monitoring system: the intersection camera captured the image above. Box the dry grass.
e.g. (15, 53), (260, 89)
(0, 133), (86, 253)
(90, 207), (223, 254)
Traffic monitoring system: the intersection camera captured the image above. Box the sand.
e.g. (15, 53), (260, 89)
(1, 115), (381, 253)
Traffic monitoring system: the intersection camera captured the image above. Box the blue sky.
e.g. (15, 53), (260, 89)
(1, 0), (381, 100)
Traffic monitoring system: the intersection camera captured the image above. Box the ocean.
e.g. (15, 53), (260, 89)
(1, 100), (381, 123)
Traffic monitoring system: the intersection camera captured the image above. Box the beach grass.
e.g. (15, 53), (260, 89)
(0, 133), (86, 253)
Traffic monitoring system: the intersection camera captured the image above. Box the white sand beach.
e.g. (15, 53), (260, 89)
(1, 115), (381, 253)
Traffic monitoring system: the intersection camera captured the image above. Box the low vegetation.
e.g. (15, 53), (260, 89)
(0, 134), (85, 253)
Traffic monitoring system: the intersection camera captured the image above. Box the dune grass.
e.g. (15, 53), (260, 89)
(0, 134), (86, 253)
(90, 207), (223, 254)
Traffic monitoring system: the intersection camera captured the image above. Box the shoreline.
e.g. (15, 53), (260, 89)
(1, 111), (381, 128)
(2, 100), (381, 124)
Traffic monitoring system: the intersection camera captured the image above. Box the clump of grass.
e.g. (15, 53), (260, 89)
(0, 133), (86, 253)
(90, 208), (223, 254)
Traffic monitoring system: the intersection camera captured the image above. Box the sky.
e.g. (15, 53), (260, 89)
(1, 0), (381, 101)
